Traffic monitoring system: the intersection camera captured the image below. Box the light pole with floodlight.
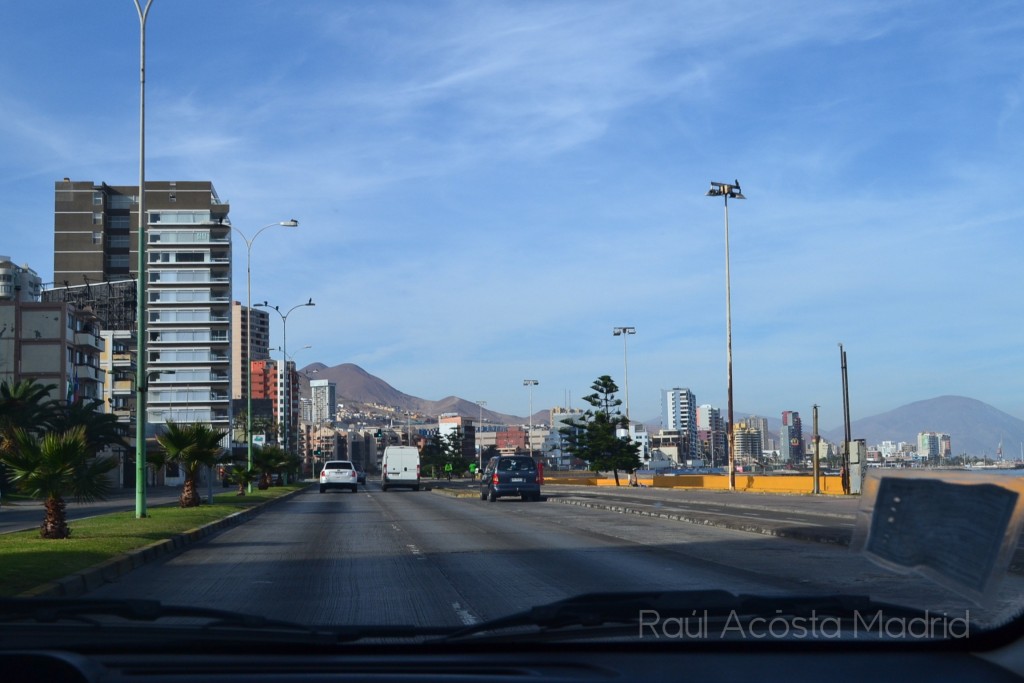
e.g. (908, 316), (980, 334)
(233, 220), (299, 492)
(706, 180), (744, 491)
(523, 380), (538, 457)
(132, 0), (153, 519)
(612, 327), (636, 424)
(257, 299), (315, 457)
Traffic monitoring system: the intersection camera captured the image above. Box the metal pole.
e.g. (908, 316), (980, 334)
(724, 193), (736, 492)
(133, 0), (153, 519)
(812, 404), (820, 494)
(523, 380), (538, 456)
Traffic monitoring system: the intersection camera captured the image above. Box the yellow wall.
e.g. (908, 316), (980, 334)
(545, 473), (847, 495)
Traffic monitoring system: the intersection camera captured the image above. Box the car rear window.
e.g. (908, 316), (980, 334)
(324, 462), (353, 470)
(497, 457), (535, 472)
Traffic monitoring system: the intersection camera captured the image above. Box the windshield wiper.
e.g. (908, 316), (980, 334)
(0, 598), (452, 642)
(432, 590), (934, 642)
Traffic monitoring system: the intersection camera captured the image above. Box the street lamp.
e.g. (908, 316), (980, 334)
(476, 400), (487, 471)
(133, 0), (153, 519)
(706, 180), (745, 492)
(257, 298), (315, 458)
(612, 327), (636, 424)
(523, 380), (538, 457)
(233, 220), (299, 492)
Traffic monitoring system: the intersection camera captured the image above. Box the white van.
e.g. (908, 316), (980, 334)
(381, 445), (421, 491)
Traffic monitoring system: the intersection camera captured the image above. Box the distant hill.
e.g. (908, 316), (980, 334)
(299, 362), (534, 425)
(823, 396), (1024, 458)
(301, 364), (1022, 456)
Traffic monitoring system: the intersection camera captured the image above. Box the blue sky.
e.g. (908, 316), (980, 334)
(2, 1), (1023, 429)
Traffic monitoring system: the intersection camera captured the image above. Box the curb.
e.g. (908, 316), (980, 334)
(19, 486), (312, 599)
(546, 496), (1024, 576)
(549, 497), (853, 546)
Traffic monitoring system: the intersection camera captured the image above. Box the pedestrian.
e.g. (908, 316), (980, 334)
(628, 469), (638, 487)
(444, 461), (453, 481)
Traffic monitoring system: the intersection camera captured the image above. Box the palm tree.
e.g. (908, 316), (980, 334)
(47, 397), (128, 455)
(1, 426), (117, 539)
(155, 422), (229, 507)
(229, 465), (258, 496)
(0, 380), (57, 446)
(252, 444), (290, 489)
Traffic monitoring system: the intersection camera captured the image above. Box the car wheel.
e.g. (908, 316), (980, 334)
(382, 485), (388, 492)
(532, 492), (542, 502)
(319, 486), (326, 493)
(413, 486), (420, 492)
(521, 494), (529, 502)
(480, 491), (487, 501)
(487, 488), (497, 502)
(351, 486), (358, 493)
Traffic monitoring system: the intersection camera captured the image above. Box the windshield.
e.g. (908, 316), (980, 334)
(2, 0), (1023, 653)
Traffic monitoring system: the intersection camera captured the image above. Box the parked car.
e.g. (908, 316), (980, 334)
(480, 455), (541, 502)
(319, 460), (359, 493)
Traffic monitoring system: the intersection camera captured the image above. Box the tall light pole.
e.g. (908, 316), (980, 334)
(133, 0), (153, 519)
(706, 180), (745, 492)
(233, 220), (299, 492)
(523, 380), (538, 457)
(612, 327), (636, 424)
(257, 299), (315, 458)
(476, 400), (487, 471)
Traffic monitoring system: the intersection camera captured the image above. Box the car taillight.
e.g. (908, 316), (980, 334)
(492, 473), (499, 485)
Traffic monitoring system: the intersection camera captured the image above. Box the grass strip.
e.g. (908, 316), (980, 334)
(0, 485), (305, 597)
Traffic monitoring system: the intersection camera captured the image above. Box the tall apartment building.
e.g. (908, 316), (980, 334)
(0, 257), (42, 301)
(251, 358), (300, 453)
(780, 410), (804, 462)
(231, 301), (270, 400)
(662, 388), (698, 462)
(696, 404), (727, 465)
(53, 179), (232, 435)
(310, 379), (336, 425)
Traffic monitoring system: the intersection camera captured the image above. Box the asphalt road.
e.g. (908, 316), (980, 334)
(79, 482), (1024, 630)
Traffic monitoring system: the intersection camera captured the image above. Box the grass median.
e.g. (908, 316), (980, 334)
(0, 484), (307, 597)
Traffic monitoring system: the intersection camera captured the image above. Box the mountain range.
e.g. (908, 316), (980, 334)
(302, 363), (1024, 458)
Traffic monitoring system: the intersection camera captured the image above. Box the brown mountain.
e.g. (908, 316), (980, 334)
(823, 395), (1024, 458)
(299, 362), (538, 424)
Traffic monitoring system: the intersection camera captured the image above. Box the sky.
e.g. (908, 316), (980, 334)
(2, 1), (1023, 430)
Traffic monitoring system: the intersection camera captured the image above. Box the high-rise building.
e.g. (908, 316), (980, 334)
(310, 379), (336, 425)
(663, 388), (698, 462)
(53, 179), (232, 436)
(780, 410), (804, 463)
(696, 404), (727, 465)
(231, 301), (270, 401)
(0, 256), (42, 302)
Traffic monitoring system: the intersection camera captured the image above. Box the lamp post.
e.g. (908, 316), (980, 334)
(612, 327), (636, 424)
(706, 180), (745, 492)
(476, 400), (487, 472)
(257, 299), (315, 458)
(132, 0), (153, 519)
(523, 380), (538, 457)
(233, 220), (299, 492)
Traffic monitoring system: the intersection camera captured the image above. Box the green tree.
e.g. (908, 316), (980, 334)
(252, 444), (292, 489)
(47, 397), (129, 454)
(421, 432), (446, 477)
(2, 426), (117, 538)
(155, 422), (229, 507)
(559, 375), (640, 486)
(442, 427), (467, 473)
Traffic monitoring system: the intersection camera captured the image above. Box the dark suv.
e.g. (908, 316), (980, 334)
(480, 455), (541, 502)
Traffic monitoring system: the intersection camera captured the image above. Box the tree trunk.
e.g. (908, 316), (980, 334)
(180, 476), (200, 507)
(613, 469), (621, 486)
(41, 495), (70, 539)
